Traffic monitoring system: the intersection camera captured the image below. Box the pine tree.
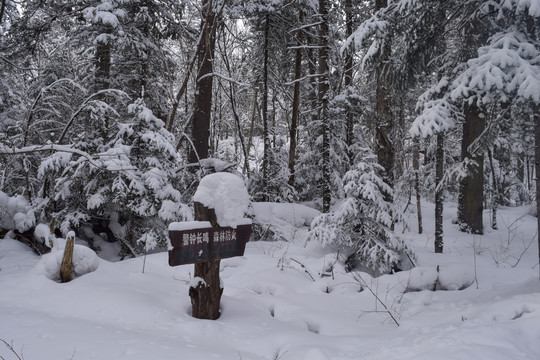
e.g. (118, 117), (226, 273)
(309, 145), (409, 274)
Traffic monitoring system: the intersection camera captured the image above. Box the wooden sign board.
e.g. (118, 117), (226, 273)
(168, 221), (252, 266)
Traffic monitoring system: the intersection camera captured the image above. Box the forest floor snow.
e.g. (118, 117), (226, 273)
(1, 202), (539, 360)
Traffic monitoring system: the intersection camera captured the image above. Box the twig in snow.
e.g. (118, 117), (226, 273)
(352, 273), (400, 327)
(290, 258), (316, 282)
(0, 338), (24, 360)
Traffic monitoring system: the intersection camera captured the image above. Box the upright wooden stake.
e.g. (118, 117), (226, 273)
(189, 202), (223, 320)
(60, 233), (75, 283)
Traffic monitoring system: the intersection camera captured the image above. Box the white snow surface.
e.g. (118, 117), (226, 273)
(1, 203), (540, 360)
(193, 172), (250, 228)
(169, 221), (212, 231)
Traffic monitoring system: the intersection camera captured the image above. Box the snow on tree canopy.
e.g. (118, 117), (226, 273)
(193, 173), (250, 228)
(450, 29), (540, 105)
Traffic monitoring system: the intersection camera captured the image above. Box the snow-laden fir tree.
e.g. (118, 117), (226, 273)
(309, 145), (410, 274)
(39, 98), (191, 256)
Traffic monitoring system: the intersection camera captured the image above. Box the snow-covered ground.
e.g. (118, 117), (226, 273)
(1, 202), (539, 360)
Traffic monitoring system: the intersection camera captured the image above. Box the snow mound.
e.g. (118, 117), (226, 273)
(251, 202), (320, 228)
(0, 191), (37, 232)
(401, 264), (474, 292)
(404, 266), (439, 291)
(193, 172), (250, 228)
(436, 263), (475, 291)
(250, 202), (321, 241)
(33, 223), (53, 248)
(33, 239), (99, 281)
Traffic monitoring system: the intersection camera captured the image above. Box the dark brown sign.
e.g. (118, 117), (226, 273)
(168, 223), (252, 266)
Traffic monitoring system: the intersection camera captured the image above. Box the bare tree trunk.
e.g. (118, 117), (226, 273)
(167, 1), (226, 132)
(261, 14), (271, 201)
(189, 0), (218, 164)
(318, 0), (331, 213)
(527, 155), (532, 191)
(94, 28), (111, 141)
(306, 46), (318, 129)
(246, 87), (259, 176)
(487, 148), (499, 230)
(457, 102), (485, 235)
(413, 138), (423, 234)
(344, 0), (354, 164)
(288, 10), (304, 188)
(534, 104), (540, 280)
(375, 0), (394, 202)
(0, 0), (6, 26)
(435, 133), (444, 253)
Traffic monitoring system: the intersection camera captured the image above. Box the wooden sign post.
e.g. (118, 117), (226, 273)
(168, 202), (251, 320)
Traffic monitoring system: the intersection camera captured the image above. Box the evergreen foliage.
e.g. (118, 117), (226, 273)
(0, 0), (538, 268)
(309, 146), (409, 274)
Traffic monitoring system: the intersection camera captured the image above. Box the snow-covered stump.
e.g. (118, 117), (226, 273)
(189, 203), (223, 320)
(60, 232), (75, 283)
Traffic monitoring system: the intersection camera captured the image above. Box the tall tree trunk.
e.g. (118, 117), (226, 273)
(527, 155), (532, 191)
(344, 0), (354, 164)
(527, 14), (540, 279)
(435, 133), (444, 253)
(307, 45), (318, 129)
(246, 86), (259, 176)
(457, 102), (485, 234)
(374, 0), (394, 200)
(413, 138), (423, 234)
(487, 148), (499, 230)
(0, 0), (6, 26)
(261, 14), (271, 201)
(534, 103), (540, 280)
(318, 0), (331, 213)
(288, 10), (304, 188)
(95, 27), (111, 141)
(189, 0), (218, 164)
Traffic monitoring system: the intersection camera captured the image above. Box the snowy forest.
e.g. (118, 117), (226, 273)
(1, 0), (540, 359)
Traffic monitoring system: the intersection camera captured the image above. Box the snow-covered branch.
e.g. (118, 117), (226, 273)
(197, 72), (250, 87)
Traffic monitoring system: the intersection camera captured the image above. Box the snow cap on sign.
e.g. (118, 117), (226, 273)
(193, 172), (250, 228)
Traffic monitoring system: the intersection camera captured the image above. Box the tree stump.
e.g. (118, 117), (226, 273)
(60, 234), (75, 283)
(189, 202), (223, 320)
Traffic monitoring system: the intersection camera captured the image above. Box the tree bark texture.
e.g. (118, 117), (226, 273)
(0, 0), (6, 26)
(487, 149), (499, 230)
(189, 202), (223, 320)
(189, 0), (218, 164)
(261, 14), (271, 201)
(534, 104), (540, 280)
(94, 27), (111, 141)
(94, 32), (111, 91)
(412, 138), (423, 234)
(318, 0), (331, 213)
(457, 102), (485, 235)
(344, 0), (354, 164)
(435, 133), (444, 253)
(246, 86), (259, 175)
(375, 0), (394, 197)
(288, 10), (304, 188)
(60, 235), (75, 283)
